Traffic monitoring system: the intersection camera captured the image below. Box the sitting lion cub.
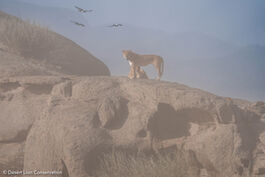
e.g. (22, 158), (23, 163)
(128, 65), (148, 79)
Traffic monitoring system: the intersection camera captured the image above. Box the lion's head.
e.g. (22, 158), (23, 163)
(122, 50), (133, 60)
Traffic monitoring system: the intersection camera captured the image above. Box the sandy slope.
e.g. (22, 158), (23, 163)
(0, 11), (110, 77)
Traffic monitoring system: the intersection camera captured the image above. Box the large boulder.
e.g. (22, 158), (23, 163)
(0, 77), (67, 174)
(7, 76), (261, 177)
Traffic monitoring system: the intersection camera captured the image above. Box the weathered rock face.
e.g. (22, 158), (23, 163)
(0, 77), (68, 174)
(0, 76), (264, 177)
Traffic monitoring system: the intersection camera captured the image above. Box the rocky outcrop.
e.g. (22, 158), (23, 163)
(0, 76), (264, 177)
(0, 77), (67, 174)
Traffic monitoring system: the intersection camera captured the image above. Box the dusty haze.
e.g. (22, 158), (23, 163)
(0, 2), (265, 177)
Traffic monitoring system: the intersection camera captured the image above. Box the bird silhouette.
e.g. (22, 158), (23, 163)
(75, 6), (93, 13)
(108, 24), (123, 28)
(70, 20), (85, 27)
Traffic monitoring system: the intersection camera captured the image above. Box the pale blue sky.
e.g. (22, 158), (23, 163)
(18, 0), (265, 45)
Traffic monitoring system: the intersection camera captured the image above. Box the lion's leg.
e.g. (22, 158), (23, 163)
(158, 65), (162, 80)
(154, 63), (161, 80)
(128, 66), (134, 79)
(128, 64), (137, 79)
(132, 65), (137, 79)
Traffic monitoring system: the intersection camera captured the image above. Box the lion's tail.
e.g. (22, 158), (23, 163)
(160, 57), (164, 77)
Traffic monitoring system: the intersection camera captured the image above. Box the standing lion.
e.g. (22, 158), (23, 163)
(122, 50), (164, 80)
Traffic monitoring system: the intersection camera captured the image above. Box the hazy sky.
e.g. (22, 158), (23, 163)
(18, 0), (265, 45)
(1, 0), (265, 101)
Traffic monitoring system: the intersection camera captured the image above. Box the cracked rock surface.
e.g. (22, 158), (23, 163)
(1, 76), (264, 177)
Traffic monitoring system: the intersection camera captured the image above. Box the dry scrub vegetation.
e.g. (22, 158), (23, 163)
(93, 150), (197, 177)
(0, 12), (55, 59)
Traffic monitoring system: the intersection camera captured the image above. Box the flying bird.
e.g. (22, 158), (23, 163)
(75, 6), (93, 13)
(108, 24), (123, 28)
(70, 20), (85, 27)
